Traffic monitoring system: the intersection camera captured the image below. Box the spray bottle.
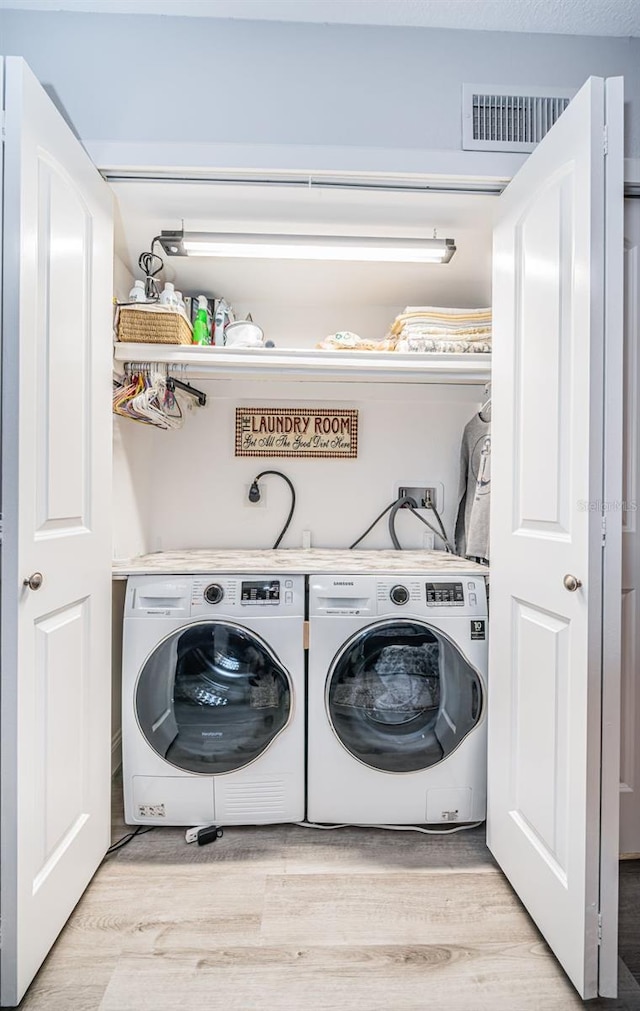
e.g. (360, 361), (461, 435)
(214, 299), (230, 346)
(192, 295), (211, 345)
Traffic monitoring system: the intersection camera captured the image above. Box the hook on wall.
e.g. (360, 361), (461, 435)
(166, 376), (207, 407)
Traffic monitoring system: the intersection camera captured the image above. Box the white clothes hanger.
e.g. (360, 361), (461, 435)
(479, 381), (491, 420)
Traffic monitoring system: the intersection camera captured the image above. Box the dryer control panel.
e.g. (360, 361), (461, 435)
(190, 574), (304, 617)
(125, 574), (305, 618)
(240, 579), (281, 604)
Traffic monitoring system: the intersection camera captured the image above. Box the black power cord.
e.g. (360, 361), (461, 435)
(105, 824), (154, 857)
(350, 493), (454, 552)
(248, 470), (296, 549)
(115, 236), (165, 307)
(406, 504), (454, 552)
(349, 497), (401, 549)
(388, 495), (419, 549)
(425, 497), (451, 549)
(388, 496), (454, 552)
(138, 236), (164, 301)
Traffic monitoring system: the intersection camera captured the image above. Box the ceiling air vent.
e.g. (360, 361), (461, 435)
(462, 84), (576, 153)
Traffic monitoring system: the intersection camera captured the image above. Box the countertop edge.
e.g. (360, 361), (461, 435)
(112, 548), (489, 578)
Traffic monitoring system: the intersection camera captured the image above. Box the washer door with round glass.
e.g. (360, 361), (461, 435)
(327, 620), (482, 773)
(136, 621), (291, 774)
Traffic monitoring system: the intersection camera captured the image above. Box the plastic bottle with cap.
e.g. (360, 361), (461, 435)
(213, 299), (230, 346)
(192, 295), (211, 345)
(159, 282), (179, 309)
(128, 279), (147, 303)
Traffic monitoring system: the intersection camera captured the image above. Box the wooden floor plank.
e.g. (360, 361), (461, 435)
(65, 865), (267, 952)
(259, 870), (538, 946)
(20, 984), (107, 1011)
(97, 941), (590, 1011)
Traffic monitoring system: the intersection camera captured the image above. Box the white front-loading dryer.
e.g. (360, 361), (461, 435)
(122, 573), (305, 826)
(307, 573), (488, 825)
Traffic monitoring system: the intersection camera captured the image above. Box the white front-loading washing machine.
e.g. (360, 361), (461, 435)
(122, 573), (305, 826)
(307, 573), (488, 825)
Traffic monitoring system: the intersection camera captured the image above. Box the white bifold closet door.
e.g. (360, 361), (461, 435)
(487, 76), (624, 999)
(0, 57), (114, 1006)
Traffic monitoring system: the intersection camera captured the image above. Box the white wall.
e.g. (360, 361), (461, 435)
(1, 9), (639, 176)
(112, 254), (155, 560)
(112, 378), (483, 558)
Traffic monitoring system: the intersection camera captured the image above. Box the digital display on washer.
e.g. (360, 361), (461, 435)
(426, 582), (464, 604)
(241, 580), (280, 604)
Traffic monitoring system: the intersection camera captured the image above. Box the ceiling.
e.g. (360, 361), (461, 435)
(1, 0), (639, 37)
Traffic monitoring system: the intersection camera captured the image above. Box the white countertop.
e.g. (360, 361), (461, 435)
(112, 548), (488, 578)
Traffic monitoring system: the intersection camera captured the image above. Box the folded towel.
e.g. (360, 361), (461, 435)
(316, 331), (398, 351)
(396, 336), (492, 354)
(388, 305), (492, 353)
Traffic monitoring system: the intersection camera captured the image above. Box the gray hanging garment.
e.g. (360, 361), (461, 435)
(454, 411), (491, 562)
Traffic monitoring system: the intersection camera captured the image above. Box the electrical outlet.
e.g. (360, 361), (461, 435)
(138, 804), (166, 818)
(397, 485), (442, 510)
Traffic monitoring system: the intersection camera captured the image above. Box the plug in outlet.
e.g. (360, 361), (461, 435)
(244, 484), (267, 508)
(397, 483), (444, 511)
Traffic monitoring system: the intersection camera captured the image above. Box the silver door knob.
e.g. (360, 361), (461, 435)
(23, 572), (43, 591)
(563, 574), (582, 592)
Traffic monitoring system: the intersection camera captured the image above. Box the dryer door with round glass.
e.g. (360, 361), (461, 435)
(327, 620), (482, 773)
(135, 621), (291, 774)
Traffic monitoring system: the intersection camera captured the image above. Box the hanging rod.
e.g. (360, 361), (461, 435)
(101, 170), (507, 197)
(103, 169), (640, 200)
(122, 362), (207, 406)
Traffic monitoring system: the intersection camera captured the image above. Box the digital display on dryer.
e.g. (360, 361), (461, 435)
(241, 580), (280, 604)
(426, 582), (464, 604)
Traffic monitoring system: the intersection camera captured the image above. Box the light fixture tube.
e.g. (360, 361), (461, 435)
(159, 231), (456, 264)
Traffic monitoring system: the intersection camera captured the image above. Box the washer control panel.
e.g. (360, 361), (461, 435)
(309, 575), (487, 617)
(425, 581), (464, 605)
(373, 575), (487, 616)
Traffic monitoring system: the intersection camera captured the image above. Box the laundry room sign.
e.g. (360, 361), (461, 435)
(235, 407), (358, 459)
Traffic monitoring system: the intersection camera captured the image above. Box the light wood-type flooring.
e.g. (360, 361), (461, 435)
(13, 781), (640, 1011)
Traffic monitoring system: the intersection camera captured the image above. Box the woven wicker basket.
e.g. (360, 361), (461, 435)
(117, 306), (193, 345)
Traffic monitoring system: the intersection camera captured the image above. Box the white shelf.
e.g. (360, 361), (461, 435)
(113, 343), (491, 385)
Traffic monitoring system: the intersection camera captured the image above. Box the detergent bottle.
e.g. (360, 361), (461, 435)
(128, 280), (147, 302)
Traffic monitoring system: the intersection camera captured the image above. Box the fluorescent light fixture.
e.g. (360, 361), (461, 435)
(158, 230), (456, 264)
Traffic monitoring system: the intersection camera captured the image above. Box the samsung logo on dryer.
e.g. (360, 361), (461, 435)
(332, 581), (354, 586)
